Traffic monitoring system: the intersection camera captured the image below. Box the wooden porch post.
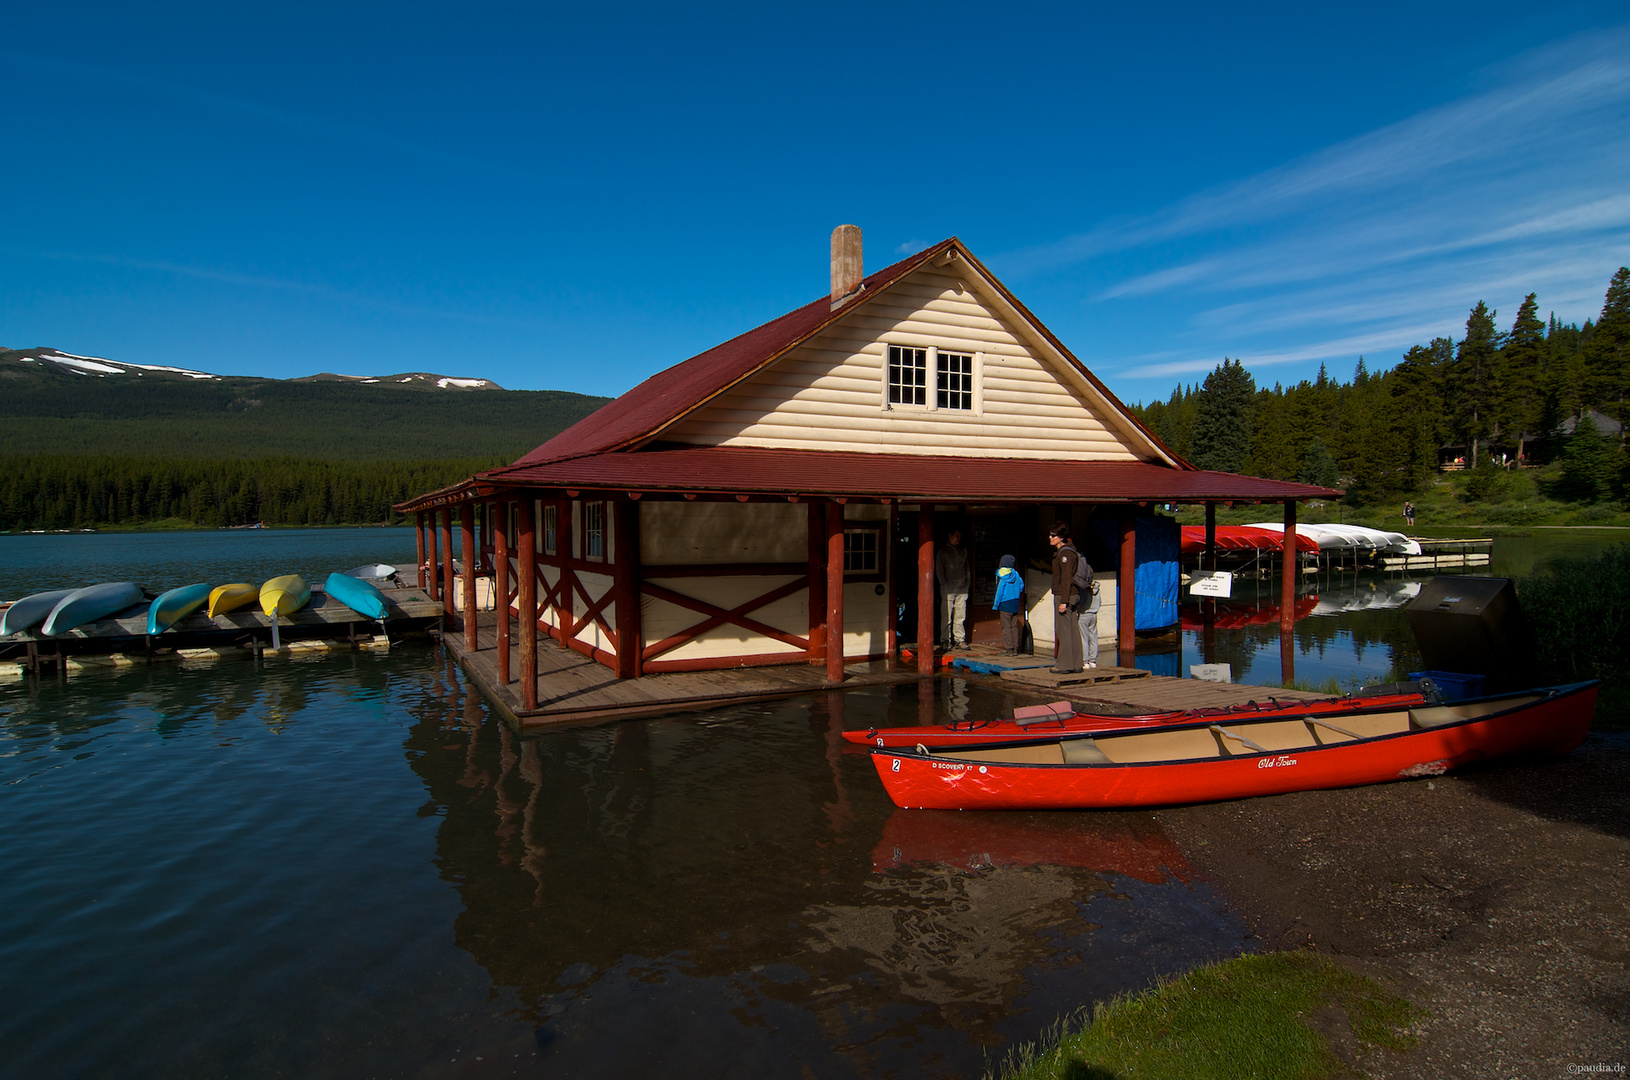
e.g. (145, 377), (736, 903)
(808, 502), (827, 664)
(440, 507), (456, 618)
(460, 502), (478, 651)
(826, 499), (846, 683)
(613, 499), (642, 679)
(425, 513), (439, 601)
(554, 495), (572, 644)
(495, 500), (510, 685)
(415, 512), (427, 590)
(1281, 500), (1298, 684)
(917, 506), (935, 675)
(1118, 515), (1136, 668)
(518, 494), (538, 712)
(1204, 502), (1217, 574)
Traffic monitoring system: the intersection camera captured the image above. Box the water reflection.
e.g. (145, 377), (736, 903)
(406, 657), (1249, 1077)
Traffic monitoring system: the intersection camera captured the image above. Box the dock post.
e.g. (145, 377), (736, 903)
(917, 506), (935, 675)
(613, 499), (642, 679)
(461, 502), (478, 652)
(1281, 500), (1298, 685)
(1118, 516), (1136, 668)
(826, 499), (846, 683)
(518, 493), (538, 711)
(415, 512), (427, 590)
(440, 507), (456, 619)
(807, 503), (826, 665)
(495, 501), (511, 685)
(425, 515), (440, 602)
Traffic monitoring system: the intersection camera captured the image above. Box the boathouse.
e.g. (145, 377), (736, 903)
(398, 228), (1338, 709)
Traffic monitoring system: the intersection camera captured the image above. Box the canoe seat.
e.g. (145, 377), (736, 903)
(1061, 738), (1112, 765)
(1210, 724), (1267, 754)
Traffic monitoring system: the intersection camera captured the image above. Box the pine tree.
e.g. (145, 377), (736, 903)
(1500, 293), (1546, 464)
(1450, 302), (1501, 467)
(1191, 359), (1256, 473)
(1587, 267), (1630, 441)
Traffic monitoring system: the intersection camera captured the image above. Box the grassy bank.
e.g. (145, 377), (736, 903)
(984, 951), (1422, 1080)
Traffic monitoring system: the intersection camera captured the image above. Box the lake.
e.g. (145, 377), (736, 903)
(1, 527), (1623, 1077)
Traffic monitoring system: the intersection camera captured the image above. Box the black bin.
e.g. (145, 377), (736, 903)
(1404, 576), (1534, 692)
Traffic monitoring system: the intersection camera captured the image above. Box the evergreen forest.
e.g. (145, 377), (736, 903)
(1130, 267), (1630, 514)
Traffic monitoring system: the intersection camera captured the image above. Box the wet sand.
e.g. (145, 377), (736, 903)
(1152, 731), (1630, 1077)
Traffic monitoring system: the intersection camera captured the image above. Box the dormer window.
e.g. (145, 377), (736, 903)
(884, 343), (981, 413)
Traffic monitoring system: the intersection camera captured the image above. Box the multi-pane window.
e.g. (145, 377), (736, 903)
(583, 502), (605, 560)
(542, 504), (557, 556)
(937, 351), (974, 411)
(888, 345), (927, 406)
(843, 524), (886, 581)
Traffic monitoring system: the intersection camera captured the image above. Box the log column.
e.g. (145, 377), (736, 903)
(440, 507), (456, 618)
(917, 506), (935, 675)
(495, 500), (510, 685)
(461, 502), (478, 651)
(826, 499), (845, 683)
(808, 502), (827, 665)
(425, 513), (440, 601)
(1281, 499), (1298, 685)
(1118, 516), (1136, 668)
(613, 499), (642, 679)
(415, 512), (427, 590)
(518, 494), (538, 712)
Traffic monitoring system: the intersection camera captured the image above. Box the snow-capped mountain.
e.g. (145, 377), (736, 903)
(1, 348), (502, 390)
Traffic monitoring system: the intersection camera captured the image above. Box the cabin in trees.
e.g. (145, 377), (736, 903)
(398, 228), (1335, 705)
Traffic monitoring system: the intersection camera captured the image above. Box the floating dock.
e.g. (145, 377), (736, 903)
(0, 582), (444, 676)
(1378, 537), (1492, 571)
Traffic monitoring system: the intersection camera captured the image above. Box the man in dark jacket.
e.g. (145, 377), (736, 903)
(1047, 522), (1084, 673)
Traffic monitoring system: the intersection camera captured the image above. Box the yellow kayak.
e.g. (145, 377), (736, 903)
(259, 575), (311, 618)
(208, 583), (261, 618)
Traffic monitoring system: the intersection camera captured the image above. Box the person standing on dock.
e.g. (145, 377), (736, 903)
(936, 529), (971, 649)
(1403, 501), (1415, 527)
(1048, 523), (1084, 674)
(992, 554), (1026, 655)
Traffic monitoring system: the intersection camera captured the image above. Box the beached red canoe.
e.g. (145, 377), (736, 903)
(843, 690), (1428, 749)
(869, 682), (1598, 810)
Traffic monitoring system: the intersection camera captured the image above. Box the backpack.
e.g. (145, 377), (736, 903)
(1071, 548), (1096, 595)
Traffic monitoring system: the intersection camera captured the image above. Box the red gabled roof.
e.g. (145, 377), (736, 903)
(513, 239), (958, 467)
(478, 445), (1341, 504)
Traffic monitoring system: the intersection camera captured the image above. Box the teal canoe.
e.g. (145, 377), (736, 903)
(41, 582), (146, 636)
(1, 587), (79, 637)
(324, 572), (389, 621)
(147, 582), (211, 635)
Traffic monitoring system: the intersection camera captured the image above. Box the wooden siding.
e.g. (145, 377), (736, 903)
(639, 502), (805, 565)
(664, 267), (1144, 461)
(641, 575), (807, 662)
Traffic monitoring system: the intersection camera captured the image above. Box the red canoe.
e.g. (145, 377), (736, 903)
(869, 682), (1598, 810)
(843, 690), (1428, 749)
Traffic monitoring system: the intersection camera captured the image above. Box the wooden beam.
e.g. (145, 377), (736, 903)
(518, 494), (538, 712)
(440, 507), (456, 619)
(826, 499), (845, 682)
(808, 503), (826, 664)
(415, 512), (427, 590)
(1118, 516), (1136, 668)
(1204, 502), (1217, 574)
(461, 502), (478, 652)
(425, 513), (439, 601)
(495, 500), (510, 685)
(1281, 500), (1298, 632)
(917, 505), (935, 675)
(614, 499), (641, 679)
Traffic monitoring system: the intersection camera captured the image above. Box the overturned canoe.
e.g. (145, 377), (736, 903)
(259, 575), (311, 619)
(323, 572), (388, 620)
(342, 564), (396, 580)
(870, 682), (1598, 811)
(1, 587), (79, 637)
(148, 583), (212, 635)
(207, 583), (261, 618)
(844, 690), (1429, 749)
(41, 582), (146, 636)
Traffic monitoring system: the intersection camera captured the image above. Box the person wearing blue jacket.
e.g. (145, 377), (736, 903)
(992, 554), (1026, 655)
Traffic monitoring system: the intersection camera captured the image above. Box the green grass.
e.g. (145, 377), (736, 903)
(984, 951), (1423, 1080)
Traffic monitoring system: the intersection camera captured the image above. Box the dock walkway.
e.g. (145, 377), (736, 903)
(448, 618), (1330, 728)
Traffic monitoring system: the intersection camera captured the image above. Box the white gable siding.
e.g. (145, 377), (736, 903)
(662, 267), (1144, 461)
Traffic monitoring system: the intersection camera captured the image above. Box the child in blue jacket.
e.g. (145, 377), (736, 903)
(993, 554), (1026, 655)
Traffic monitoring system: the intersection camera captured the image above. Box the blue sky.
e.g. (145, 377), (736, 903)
(4, 2), (1627, 406)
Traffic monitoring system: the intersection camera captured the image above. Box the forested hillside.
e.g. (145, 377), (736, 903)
(1131, 267), (1630, 506)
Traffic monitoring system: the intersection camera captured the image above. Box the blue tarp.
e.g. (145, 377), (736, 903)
(1094, 516), (1180, 631)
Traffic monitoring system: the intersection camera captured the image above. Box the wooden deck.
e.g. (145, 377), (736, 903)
(448, 616), (1332, 728)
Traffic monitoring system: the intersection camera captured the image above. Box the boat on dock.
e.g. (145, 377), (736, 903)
(41, 582), (146, 636)
(869, 681), (1598, 810)
(341, 564), (397, 580)
(323, 572), (389, 621)
(207, 583), (261, 618)
(844, 688), (1431, 749)
(148, 583), (211, 634)
(259, 575), (311, 619)
(1, 588), (79, 637)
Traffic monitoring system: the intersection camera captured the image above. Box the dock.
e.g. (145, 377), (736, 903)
(447, 618), (1331, 728)
(1379, 537), (1492, 571)
(0, 582), (444, 676)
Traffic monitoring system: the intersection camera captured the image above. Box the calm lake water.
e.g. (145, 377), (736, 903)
(1, 527), (1624, 1077)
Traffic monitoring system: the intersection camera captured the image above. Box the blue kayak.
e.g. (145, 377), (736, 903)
(41, 582), (146, 636)
(147, 582), (212, 635)
(1, 587), (79, 637)
(323, 572), (389, 621)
